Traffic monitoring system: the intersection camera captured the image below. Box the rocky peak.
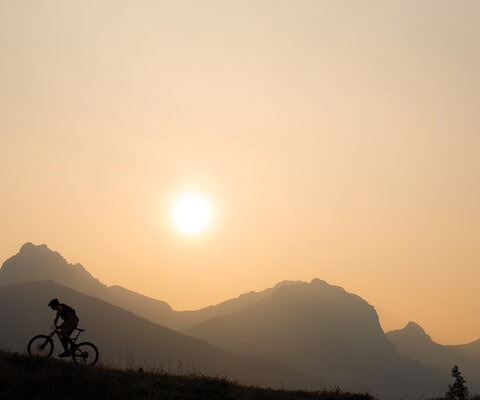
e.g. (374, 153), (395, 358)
(0, 242), (106, 296)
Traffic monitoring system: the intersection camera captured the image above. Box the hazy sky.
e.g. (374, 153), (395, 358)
(1, 1), (479, 345)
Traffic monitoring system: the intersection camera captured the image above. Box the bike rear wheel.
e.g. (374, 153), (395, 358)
(72, 342), (99, 366)
(27, 335), (54, 358)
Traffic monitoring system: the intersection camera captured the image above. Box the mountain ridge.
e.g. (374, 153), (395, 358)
(1, 242), (478, 398)
(387, 322), (480, 387)
(0, 242), (280, 330)
(184, 278), (450, 398)
(0, 279), (321, 389)
(0, 242), (107, 296)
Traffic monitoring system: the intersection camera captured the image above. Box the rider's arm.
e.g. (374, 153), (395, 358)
(53, 305), (63, 325)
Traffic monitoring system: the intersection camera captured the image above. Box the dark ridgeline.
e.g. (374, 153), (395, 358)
(0, 280), (320, 390)
(1, 243), (479, 398)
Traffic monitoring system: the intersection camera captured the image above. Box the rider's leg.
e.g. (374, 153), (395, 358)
(57, 331), (71, 357)
(58, 320), (76, 356)
(59, 334), (70, 352)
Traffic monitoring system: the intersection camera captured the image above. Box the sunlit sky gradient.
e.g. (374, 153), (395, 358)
(1, 1), (479, 345)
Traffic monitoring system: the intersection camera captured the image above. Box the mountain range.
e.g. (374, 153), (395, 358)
(183, 279), (448, 397)
(0, 242), (274, 330)
(1, 242), (478, 399)
(0, 279), (320, 389)
(387, 322), (480, 389)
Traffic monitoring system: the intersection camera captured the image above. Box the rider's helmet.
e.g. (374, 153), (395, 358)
(48, 298), (59, 309)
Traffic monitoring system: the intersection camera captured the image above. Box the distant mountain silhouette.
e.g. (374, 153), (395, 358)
(184, 279), (450, 398)
(387, 322), (480, 388)
(0, 280), (320, 389)
(1, 243), (474, 398)
(0, 243), (107, 296)
(0, 243), (277, 330)
(106, 283), (280, 330)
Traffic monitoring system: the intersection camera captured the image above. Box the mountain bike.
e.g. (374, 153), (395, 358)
(27, 325), (99, 366)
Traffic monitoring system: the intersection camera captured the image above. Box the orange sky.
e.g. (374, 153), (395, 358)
(1, 1), (479, 345)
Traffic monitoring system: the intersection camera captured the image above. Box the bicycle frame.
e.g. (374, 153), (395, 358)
(41, 326), (84, 352)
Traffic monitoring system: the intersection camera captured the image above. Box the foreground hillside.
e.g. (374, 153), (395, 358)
(0, 350), (374, 400)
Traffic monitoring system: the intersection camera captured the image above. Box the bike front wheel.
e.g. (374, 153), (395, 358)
(72, 342), (99, 366)
(27, 335), (54, 358)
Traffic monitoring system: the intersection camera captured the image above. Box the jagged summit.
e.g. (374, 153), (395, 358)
(404, 321), (428, 335)
(19, 242), (36, 252)
(273, 278), (334, 288)
(0, 242), (106, 296)
(270, 278), (349, 296)
(387, 321), (433, 343)
(17, 242), (70, 266)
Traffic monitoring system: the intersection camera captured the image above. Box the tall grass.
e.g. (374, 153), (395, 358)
(0, 349), (375, 400)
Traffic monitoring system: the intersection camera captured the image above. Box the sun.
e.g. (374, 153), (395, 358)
(172, 193), (212, 235)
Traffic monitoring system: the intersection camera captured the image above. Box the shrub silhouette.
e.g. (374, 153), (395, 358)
(446, 365), (469, 400)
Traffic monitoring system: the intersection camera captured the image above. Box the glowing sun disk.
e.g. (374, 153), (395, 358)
(172, 193), (212, 234)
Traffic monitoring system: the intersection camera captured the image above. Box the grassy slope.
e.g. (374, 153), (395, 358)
(0, 350), (374, 400)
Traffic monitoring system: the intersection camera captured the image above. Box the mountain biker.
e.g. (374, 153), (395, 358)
(48, 298), (79, 357)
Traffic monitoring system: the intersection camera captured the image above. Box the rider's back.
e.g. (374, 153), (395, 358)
(60, 303), (79, 321)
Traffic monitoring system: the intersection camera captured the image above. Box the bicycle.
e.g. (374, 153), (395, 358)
(27, 325), (99, 366)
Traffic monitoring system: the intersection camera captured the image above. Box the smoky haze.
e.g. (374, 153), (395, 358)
(1, 1), (479, 345)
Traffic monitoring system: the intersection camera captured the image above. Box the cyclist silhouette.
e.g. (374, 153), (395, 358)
(48, 298), (79, 357)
